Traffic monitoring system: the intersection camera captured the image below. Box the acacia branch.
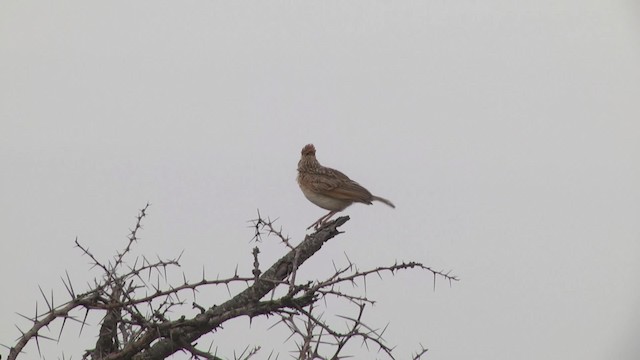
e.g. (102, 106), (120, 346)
(7, 206), (458, 360)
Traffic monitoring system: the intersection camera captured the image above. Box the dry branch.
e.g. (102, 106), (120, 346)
(5, 206), (457, 360)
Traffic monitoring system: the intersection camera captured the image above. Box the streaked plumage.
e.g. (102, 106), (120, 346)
(297, 144), (395, 229)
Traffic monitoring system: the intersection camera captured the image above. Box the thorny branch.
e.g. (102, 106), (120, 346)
(4, 206), (458, 360)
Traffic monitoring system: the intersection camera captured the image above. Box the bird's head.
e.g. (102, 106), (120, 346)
(301, 144), (316, 157)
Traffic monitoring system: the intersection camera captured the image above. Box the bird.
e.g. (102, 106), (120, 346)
(297, 144), (395, 229)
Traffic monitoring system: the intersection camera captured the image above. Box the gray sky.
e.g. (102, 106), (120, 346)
(1, 1), (639, 359)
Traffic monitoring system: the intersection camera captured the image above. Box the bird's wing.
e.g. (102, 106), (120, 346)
(308, 168), (374, 204)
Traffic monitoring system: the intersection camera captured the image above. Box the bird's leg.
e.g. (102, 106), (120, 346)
(319, 211), (338, 226)
(307, 211), (337, 230)
(307, 215), (325, 230)
(307, 219), (321, 230)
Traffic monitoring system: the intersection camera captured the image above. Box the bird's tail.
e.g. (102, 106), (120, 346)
(372, 195), (396, 208)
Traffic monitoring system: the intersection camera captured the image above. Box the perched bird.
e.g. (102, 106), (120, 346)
(297, 144), (395, 229)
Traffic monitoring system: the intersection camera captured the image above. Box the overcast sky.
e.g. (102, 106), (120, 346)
(1, 1), (639, 359)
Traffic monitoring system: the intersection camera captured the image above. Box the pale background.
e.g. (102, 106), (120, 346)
(1, 1), (639, 359)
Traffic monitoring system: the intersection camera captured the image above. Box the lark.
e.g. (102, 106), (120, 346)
(297, 144), (395, 229)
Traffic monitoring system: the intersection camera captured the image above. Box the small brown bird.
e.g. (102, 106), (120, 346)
(297, 144), (395, 229)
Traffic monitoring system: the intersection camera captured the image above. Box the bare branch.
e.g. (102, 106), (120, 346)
(7, 207), (457, 360)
